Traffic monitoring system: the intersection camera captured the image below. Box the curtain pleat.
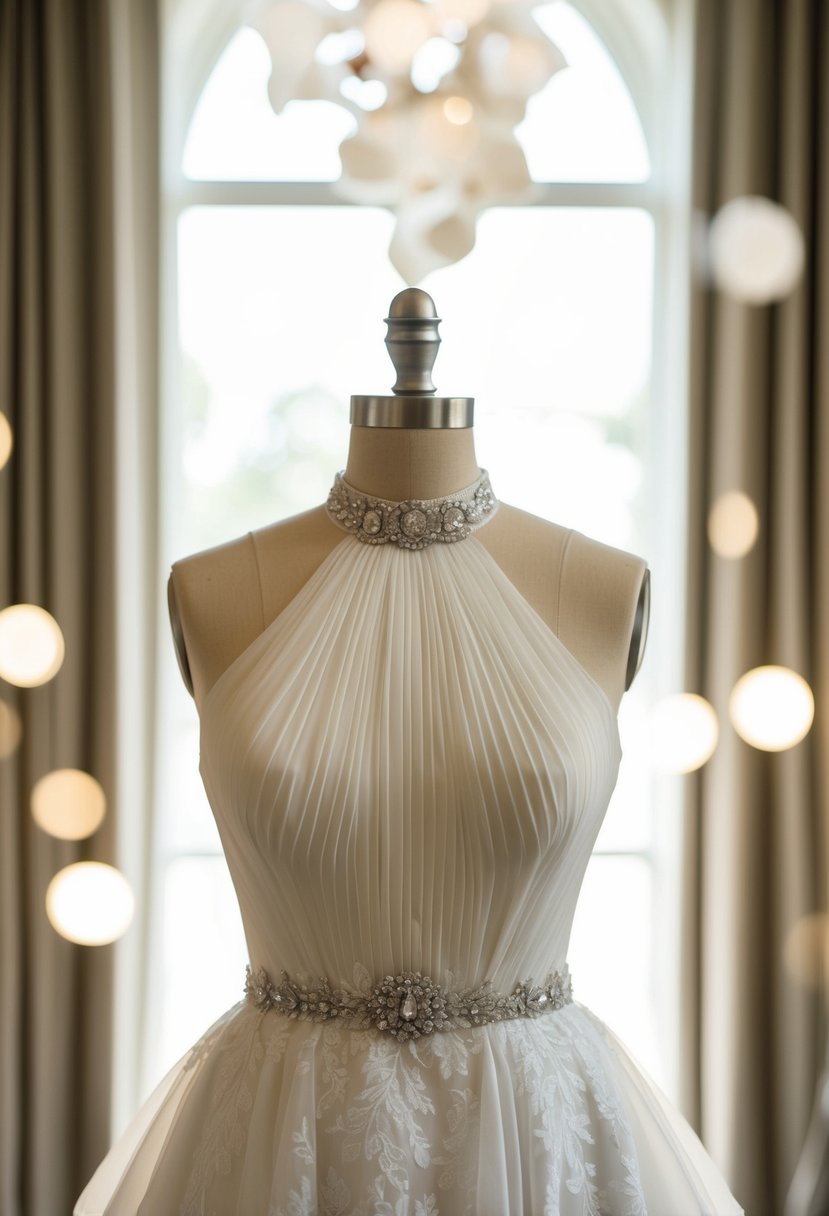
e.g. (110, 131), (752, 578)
(682, 2), (829, 1213)
(0, 3), (159, 1214)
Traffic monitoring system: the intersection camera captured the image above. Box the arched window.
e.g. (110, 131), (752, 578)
(144, 0), (691, 1117)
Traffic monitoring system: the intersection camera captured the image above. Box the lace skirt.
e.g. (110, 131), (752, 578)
(74, 996), (744, 1215)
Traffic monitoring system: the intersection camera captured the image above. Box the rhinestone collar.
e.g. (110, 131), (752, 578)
(325, 468), (498, 550)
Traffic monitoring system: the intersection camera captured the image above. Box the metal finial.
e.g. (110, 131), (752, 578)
(385, 288), (440, 395)
(350, 289), (474, 428)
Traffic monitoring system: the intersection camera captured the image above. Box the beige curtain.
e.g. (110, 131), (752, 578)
(0, 3), (159, 1214)
(682, 2), (829, 1214)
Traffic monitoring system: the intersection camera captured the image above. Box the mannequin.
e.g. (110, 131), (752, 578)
(168, 289), (650, 718)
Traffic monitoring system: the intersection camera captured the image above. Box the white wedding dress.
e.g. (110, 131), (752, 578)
(76, 469), (745, 1215)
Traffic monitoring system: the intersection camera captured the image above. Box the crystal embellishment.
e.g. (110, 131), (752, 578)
(402, 509), (427, 538)
(244, 962), (573, 1042)
(325, 468), (498, 550)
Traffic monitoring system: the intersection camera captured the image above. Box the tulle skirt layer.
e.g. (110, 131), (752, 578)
(75, 998), (744, 1216)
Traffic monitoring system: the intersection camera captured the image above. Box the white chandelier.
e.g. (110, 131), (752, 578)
(248, 0), (566, 283)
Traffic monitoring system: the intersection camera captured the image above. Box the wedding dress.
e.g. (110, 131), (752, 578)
(75, 469), (745, 1215)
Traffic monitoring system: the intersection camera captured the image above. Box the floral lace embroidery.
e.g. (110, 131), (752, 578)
(323, 1036), (438, 1183)
(279, 1173), (314, 1216)
(150, 999), (649, 1215)
(180, 1006), (266, 1216)
(602, 1157), (648, 1216)
(316, 1023), (350, 1116)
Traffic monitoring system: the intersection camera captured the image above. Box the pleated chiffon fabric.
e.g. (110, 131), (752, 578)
(76, 518), (745, 1214)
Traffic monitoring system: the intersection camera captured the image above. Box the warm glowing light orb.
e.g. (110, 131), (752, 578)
(729, 665), (814, 750)
(708, 491), (759, 558)
(443, 94), (474, 124)
(0, 603), (65, 686)
(0, 412), (12, 470)
(648, 693), (719, 773)
(31, 768), (107, 840)
(416, 96), (480, 156)
(709, 196), (805, 304)
(363, 0), (434, 73)
(45, 862), (134, 945)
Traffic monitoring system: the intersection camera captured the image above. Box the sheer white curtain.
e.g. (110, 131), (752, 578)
(108, 0), (162, 1142)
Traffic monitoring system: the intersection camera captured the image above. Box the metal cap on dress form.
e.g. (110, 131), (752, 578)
(349, 288), (475, 429)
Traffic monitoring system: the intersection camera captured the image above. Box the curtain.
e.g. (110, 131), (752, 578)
(681, 3), (829, 1215)
(0, 3), (159, 1214)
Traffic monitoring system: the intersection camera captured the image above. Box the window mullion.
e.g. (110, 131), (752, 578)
(167, 180), (660, 213)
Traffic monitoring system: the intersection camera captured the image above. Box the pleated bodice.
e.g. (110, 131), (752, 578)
(198, 518), (622, 999)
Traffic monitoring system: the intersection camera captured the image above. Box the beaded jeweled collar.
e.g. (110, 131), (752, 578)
(325, 468), (498, 550)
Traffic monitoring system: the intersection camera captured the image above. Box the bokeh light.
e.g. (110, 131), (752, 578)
(708, 490), (759, 558)
(708, 196), (805, 304)
(31, 768), (107, 840)
(45, 862), (134, 945)
(363, 0), (434, 73)
(729, 665), (814, 750)
(0, 603), (65, 687)
(648, 693), (719, 773)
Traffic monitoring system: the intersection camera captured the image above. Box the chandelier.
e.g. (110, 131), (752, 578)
(248, 0), (566, 283)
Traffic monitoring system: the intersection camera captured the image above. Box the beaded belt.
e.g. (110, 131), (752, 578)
(244, 963), (573, 1042)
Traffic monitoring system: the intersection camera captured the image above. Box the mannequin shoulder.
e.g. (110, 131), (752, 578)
(168, 527), (261, 643)
(481, 500), (571, 555)
(167, 503), (333, 601)
(169, 529), (252, 593)
(167, 505), (337, 698)
(488, 501), (648, 579)
(167, 530), (261, 700)
(488, 503), (650, 690)
(565, 525), (649, 587)
(565, 526), (651, 688)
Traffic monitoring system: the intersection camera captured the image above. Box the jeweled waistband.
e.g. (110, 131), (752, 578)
(244, 963), (573, 1042)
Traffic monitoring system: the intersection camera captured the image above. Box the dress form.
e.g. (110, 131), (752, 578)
(168, 289), (650, 716)
(80, 291), (753, 1216)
